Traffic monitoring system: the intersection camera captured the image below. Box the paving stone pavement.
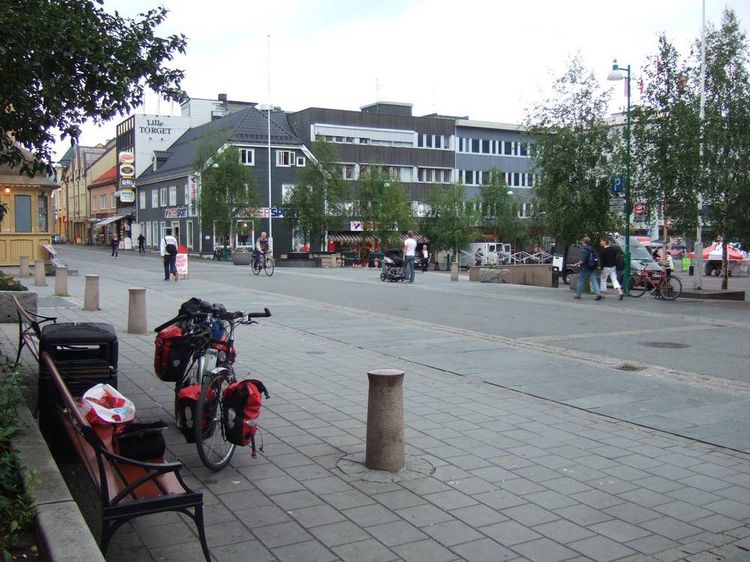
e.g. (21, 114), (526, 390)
(3, 255), (750, 562)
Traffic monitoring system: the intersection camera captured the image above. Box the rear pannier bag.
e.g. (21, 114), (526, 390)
(154, 325), (191, 381)
(222, 379), (268, 455)
(176, 385), (201, 443)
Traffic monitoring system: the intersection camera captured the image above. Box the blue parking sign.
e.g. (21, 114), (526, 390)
(611, 176), (625, 193)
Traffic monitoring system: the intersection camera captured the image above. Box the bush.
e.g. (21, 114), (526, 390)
(0, 273), (27, 292)
(0, 359), (36, 558)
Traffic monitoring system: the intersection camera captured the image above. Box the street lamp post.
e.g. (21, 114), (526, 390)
(607, 59), (632, 293)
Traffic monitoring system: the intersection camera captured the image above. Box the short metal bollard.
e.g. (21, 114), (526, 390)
(450, 261), (459, 281)
(365, 369), (405, 472)
(34, 259), (47, 286)
(54, 266), (68, 296)
(83, 275), (100, 311)
(19, 256), (30, 277)
(127, 287), (147, 334)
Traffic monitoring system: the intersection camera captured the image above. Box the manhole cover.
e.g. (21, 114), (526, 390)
(615, 363), (645, 372)
(640, 342), (690, 349)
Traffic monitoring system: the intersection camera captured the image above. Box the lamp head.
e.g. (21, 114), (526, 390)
(607, 59), (624, 81)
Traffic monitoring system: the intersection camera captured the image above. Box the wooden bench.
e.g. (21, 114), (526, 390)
(12, 294), (56, 365)
(40, 351), (211, 560)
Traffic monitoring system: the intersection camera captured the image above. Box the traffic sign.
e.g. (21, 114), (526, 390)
(611, 176), (625, 193)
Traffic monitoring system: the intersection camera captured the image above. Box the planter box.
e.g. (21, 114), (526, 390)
(231, 252), (253, 266)
(0, 290), (37, 323)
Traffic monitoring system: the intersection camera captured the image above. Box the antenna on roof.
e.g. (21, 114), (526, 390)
(376, 78), (380, 101)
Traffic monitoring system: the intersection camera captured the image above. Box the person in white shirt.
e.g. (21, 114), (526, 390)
(402, 231), (417, 283)
(160, 229), (179, 281)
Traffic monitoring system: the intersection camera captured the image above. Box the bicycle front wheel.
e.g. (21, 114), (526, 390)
(626, 276), (647, 298)
(195, 368), (236, 471)
(659, 276), (682, 301)
(264, 257), (274, 276)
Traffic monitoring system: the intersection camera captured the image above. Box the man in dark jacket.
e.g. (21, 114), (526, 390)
(599, 238), (624, 300)
(574, 236), (602, 300)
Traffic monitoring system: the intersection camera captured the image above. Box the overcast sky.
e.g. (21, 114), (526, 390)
(55, 0), (750, 160)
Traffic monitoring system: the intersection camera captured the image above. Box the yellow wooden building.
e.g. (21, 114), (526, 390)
(0, 159), (56, 266)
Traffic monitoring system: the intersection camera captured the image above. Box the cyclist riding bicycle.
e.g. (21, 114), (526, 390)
(253, 231), (270, 269)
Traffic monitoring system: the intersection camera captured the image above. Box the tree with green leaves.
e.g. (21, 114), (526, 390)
(356, 167), (413, 251)
(631, 35), (701, 256)
(283, 140), (349, 250)
(195, 141), (258, 246)
(525, 55), (617, 251)
(421, 183), (480, 263)
(693, 9), (750, 289)
(479, 169), (525, 245)
(1, 1), (186, 176)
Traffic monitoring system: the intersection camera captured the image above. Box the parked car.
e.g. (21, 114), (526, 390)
(51, 234), (67, 244)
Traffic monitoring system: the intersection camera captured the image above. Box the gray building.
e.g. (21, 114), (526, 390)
(136, 106), (305, 256)
(455, 119), (536, 216)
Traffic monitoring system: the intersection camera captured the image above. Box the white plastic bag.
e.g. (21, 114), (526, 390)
(80, 383), (135, 425)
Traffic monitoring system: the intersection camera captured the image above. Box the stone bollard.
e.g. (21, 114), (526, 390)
(83, 275), (100, 311)
(127, 287), (147, 334)
(365, 369), (405, 472)
(19, 256), (30, 277)
(450, 261), (459, 281)
(34, 259), (47, 286)
(54, 266), (69, 296)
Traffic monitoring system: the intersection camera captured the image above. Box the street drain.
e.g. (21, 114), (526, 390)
(640, 342), (690, 349)
(615, 363), (645, 372)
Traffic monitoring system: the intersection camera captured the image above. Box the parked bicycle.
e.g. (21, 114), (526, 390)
(625, 268), (682, 301)
(252, 250), (274, 276)
(154, 299), (271, 470)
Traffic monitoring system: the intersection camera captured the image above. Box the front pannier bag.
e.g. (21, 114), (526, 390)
(154, 325), (192, 381)
(222, 379), (268, 456)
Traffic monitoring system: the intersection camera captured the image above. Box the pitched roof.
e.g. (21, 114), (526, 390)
(137, 107), (302, 184)
(89, 166), (117, 188)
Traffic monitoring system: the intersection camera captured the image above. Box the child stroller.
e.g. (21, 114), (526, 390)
(380, 249), (407, 282)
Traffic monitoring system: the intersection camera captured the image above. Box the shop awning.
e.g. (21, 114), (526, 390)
(93, 214), (129, 229)
(328, 232), (428, 244)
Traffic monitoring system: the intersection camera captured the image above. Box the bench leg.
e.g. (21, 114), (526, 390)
(100, 520), (114, 555)
(193, 504), (212, 562)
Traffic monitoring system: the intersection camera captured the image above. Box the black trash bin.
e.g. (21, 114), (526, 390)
(551, 267), (560, 288)
(689, 265), (694, 276)
(38, 322), (118, 457)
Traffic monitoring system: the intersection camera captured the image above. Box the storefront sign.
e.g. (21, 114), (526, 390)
(138, 118), (173, 136)
(187, 175), (198, 217)
(119, 178), (135, 189)
(176, 252), (189, 277)
(164, 206), (188, 218)
(120, 189), (135, 203)
(350, 221), (363, 231)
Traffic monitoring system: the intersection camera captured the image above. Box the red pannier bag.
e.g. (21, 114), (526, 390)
(210, 337), (236, 364)
(154, 325), (191, 381)
(222, 379), (268, 456)
(177, 385), (218, 443)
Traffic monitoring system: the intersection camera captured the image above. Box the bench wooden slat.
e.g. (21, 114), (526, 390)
(41, 351), (211, 560)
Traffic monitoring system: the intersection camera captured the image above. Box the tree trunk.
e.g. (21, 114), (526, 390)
(722, 193), (729, 290)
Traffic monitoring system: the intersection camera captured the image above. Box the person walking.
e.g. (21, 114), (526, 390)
(137, 234), (146, 254)
(402, 231), (417, 283)
(574, 236), (602, 300)
(110, 236), (119, 258)
(599, 238), (623, 300)
(421, 245), (429, 272)
(161, 229), (179, 281)
(474, 248), (484, 266)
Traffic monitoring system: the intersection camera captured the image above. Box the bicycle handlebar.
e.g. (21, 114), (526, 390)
(247, 308), (272, 319)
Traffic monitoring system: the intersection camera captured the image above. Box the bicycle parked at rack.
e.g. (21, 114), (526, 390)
(154, 299), (271, 470)
(252, 250), (274, 276)
(626, 268), (682, 301)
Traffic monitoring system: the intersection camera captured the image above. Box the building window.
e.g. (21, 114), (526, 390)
(482, 139), (490, 154)
(169, 185), (177, 206)
(520, 143), (528, 157)
(100, 194), (106, 210)
(152, 189), (159, 208)
(186, 220), (194, 250)
(14, 195), (32, 232)
(159, 187), (167, 207)
(239, 148), (254, 166)
(38, 194), (48, 232)
(111, 193), (116, 209)
(296, 156), (306, 167)
(342, 164), (355, 180)
(92, 196), (97, 211)
(276, 150), (294, 167)
(139, 190), (146, 209)
(281, 184), (294, 202)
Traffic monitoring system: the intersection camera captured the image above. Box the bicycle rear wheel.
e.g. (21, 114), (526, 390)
(659, 276), (682, 301)
(264, 257), (274, 276)
(626, 276), (647, 298)
(252, 258), (262, 275)
(195, 367), (236, 471)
